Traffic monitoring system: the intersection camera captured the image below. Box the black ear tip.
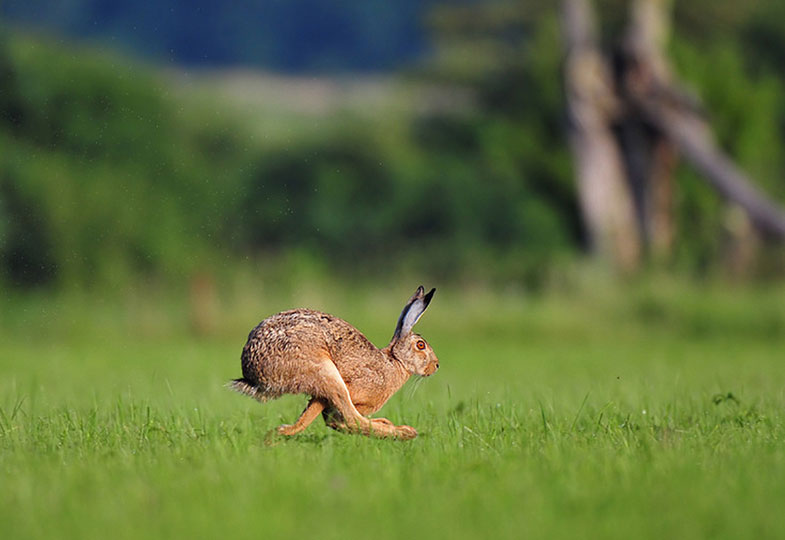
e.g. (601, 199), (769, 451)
(423, 287), (436, 304)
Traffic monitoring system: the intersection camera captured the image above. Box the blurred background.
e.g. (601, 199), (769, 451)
(4, 6), (785, 537)
(1, 0), (785, 331)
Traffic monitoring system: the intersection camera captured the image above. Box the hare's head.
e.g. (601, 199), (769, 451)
(389, 286), (439, 376)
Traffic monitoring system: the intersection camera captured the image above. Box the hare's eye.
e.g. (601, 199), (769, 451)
(416, 340), (426, 350)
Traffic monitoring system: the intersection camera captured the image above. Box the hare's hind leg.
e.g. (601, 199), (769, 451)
(321, 408), (416, 440)
(352, 402), (418, 440)
(371, 418), (417, 439)
(277, 398), (326, 436)
(317, 363), (416, 440)
(315, 361), (376, 436)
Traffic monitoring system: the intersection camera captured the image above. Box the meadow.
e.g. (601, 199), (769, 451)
(1, 280), (784, 539)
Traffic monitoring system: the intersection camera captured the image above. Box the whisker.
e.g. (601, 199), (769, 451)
(404, 376), (420, 399)
(407, 376), (425, 399)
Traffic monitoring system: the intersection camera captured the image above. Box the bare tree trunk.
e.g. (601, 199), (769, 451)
(722, 206), (761, 279)
(620, 0), (676, 260)
(626, 0), (672, 83)
(563, 0), (641, 271)
(648, 138), (676, 258)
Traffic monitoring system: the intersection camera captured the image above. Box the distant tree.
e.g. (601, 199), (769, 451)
(563, 0), (785, 272)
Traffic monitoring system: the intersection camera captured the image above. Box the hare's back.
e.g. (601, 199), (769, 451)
(244, 309), (330, 355)
(241, 308), (370, 368)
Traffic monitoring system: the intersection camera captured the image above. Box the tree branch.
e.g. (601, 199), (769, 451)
(636, 91), (785, 240)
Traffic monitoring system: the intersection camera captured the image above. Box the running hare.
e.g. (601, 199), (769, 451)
(230, 286), (438, 439)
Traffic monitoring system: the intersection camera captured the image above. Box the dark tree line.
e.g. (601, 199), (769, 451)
(0, 0), (431, 71)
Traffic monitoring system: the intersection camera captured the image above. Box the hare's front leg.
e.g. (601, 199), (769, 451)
(277, 398), (326, 436)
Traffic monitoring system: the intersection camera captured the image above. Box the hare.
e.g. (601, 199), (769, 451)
(229, 286), (438, 440)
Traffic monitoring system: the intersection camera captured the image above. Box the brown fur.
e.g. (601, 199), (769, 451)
(230, 287), (439, 439)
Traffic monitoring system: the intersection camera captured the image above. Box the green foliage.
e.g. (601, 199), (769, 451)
(412, 10), (580, 280)
(3, 0), (785, 290)
(0, 26), (579, 290)
(0, 33), (252, 288)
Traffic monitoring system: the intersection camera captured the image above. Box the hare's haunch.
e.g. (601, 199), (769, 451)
(230, 286), (438, 439)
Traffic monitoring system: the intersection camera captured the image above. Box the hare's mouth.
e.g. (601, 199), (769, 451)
(423, 361), (439, 376)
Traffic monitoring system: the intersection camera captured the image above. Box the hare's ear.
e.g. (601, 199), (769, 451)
(392, 286), (435, 341)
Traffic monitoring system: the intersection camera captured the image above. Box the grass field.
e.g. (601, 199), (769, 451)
(1, 281), (784, 539)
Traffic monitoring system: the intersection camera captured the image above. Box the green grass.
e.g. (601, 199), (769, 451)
(1, 282), (785, 539)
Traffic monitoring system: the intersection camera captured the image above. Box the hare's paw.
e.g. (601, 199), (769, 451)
(370, 418), (417, 439)
(394, 425), (418, 440)
(277, 424), (300, 436)
(367, 417), (396, 438)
